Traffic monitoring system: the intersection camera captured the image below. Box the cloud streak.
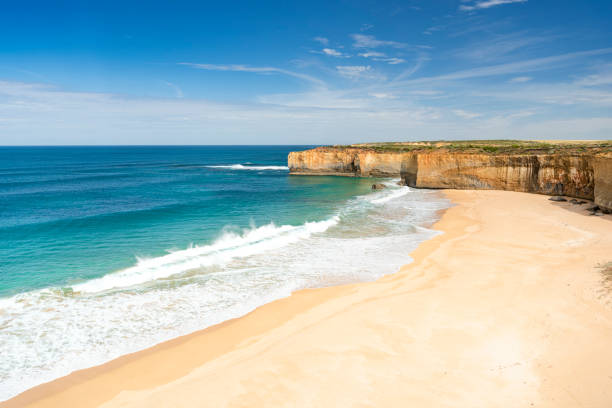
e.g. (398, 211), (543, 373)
(180, 62), (326, 87)
(460, 0), (527, 11)
(453, 109), (482, 119)
(392, 48), (612, 86)
(163, 81), (184, 98)
(336, 65), (386, 81)
(454, 31), (557, 62)
(351, 34), (407, 49)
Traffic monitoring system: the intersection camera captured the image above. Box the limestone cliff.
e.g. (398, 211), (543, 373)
(594, 153), (612, 211)
(288, 141), (612, 210)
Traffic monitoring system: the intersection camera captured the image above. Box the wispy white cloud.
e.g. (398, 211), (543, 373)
(318, 48), (350, 58)
(313, 36), (329, 45)
(360, 24), (374, 32)
(453, 109), (482, 119)
(358, 51), (386, 58)
(384, 58), (406, 65)
(369, 93), (397, 99)
(460, 0), (527, 11)
(163, 81), (184, 98)
(392, 48), (612, 86)
(394, 55), (429, 80)
(455, 31), (557, 62)
(351, 34), (407, 49)
(336, 65), (382, 80)
(576, 73), (612, 87)
(472, 83), (612, 107)
(322, 48), (342, 56)
(574, 65), (612, 86)
(258, 89), (374, 109)
(180, 62), (326, 87)
(423, 25), (443, 35)
(409, 90), (444, 96)
(510, 76), (532, 82)
(358, 51), (405, 64)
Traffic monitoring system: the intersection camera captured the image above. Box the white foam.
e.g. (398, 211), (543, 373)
(369, 186), (411, 204)
(205, 164), (289, 170)
(71, 217), (338, 294)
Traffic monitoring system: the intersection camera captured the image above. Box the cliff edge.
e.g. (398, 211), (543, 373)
(288, 140), (612, 211)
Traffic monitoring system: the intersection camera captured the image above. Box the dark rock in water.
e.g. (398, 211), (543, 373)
(372, 183), (386, 190)
(549, 196), (567, 202)
(586, 205), (599, 212)
(396, 180), (406, 186)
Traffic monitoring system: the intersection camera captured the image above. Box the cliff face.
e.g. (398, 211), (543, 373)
(287, 149), (413, 177)
(594, 154), (612, 210)
(288, 147), (611, 209)
(413, 153), (594, 199)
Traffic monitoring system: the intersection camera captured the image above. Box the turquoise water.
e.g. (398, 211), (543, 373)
(0, 146), (371, 296)
(0, 146), (449, 400)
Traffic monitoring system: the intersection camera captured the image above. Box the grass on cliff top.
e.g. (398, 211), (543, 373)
(329, 140), (612, 155)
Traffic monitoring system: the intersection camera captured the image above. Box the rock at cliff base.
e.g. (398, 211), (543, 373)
(549, 196), (567, 202)
(372, 183), (386, 190)
(569, 199), (587, 205)
(586, 205), (599, 212)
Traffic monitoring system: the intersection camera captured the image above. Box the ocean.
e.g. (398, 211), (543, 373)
(0, 145), (449, 400)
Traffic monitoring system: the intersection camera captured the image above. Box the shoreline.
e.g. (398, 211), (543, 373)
(4, 189), (612, 407)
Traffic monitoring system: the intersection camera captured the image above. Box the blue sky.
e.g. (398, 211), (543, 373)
(1, 0), (611, 144)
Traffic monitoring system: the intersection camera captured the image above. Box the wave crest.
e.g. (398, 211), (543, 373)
(70, 217), (338, 293)
(205, 164), (289, 171)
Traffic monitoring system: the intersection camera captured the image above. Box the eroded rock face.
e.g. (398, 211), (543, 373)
(288, 147), (611, 210)
(287, 149), (413, 177)
(413, 153), (594, 199)
(594, 153), (612, 211)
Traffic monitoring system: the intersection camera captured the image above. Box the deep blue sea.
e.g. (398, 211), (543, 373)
(0, 146), (449, 400)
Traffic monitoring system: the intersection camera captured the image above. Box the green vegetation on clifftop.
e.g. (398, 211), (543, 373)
(329, 140), (612, 155)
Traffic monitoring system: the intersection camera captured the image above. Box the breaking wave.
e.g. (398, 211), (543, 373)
(71, 217), (338, 293)
(205, 164), (289, 171)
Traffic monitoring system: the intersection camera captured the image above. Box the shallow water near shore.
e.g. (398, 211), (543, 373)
(0, 146), (450, 401)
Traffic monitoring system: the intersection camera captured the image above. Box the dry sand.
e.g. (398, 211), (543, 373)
(4, 190), (612, 408)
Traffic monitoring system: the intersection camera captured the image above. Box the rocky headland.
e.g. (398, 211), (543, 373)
(288, 140), (612, 212)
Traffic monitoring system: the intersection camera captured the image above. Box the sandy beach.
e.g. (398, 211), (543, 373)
(4, 189), (612, 408)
